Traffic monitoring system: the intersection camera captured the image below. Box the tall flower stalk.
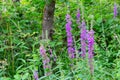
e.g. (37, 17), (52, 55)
(76, 8), (81, 58)
(40, 45), (51, 76)
(66, 14), (75, 58)
(33, 71), (39, 80)
(81, 21), (87, 58)
(76, 9), (81, 27)
(114, 3), (117, 18)
(87, 29), (94, 75)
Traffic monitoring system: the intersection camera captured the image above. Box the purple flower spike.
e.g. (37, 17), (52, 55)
(76, 9), (80, 25)
(39, 45), (51, 75)
(65, 14), (75, 58)
(33, 71), (39, 80)
(114, 3), (117, 18)
(40, 46), (46, 57)
(40, 46), (50, 68)
(87, 29), (94, 75)
(81, 21), (87, 58)
(87, 29), (94, 59)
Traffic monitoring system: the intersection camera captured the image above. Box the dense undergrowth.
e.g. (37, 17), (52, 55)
(0, 0), (120, 80)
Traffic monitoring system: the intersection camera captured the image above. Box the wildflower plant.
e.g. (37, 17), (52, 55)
(65, 14), (75, 58)
(87, 29), (94, 75)
(114, 2), (117, 18)
(33, 70), (39, 80)
(81, 21), (87, 58)
(40, 45), (51, 76)
(1, 0), (119, 80)
(76, 9), (81, 27)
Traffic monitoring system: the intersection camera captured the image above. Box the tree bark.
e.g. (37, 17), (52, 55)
(42, 0), (55, 39)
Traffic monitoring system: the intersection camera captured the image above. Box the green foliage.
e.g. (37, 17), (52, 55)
(0, 0), (120, 80)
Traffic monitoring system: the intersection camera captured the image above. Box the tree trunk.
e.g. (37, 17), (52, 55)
(42, 0), (55, 39)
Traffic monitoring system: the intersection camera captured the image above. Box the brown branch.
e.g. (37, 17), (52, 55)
(42, 0), (56, 40)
